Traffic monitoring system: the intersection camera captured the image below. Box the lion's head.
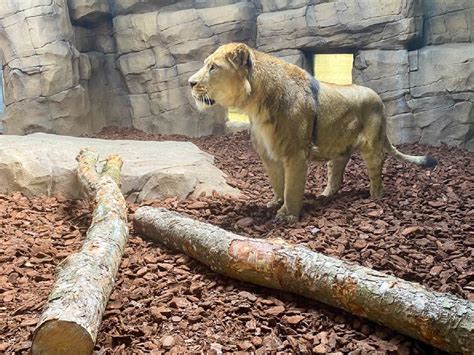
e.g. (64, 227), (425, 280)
(188, 43), (253, 111)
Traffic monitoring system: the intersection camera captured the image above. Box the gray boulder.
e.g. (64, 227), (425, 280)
(0, 133), (239, 201)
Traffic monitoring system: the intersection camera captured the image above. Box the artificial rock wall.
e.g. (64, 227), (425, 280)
(352, 0), (473, 149)
(0, 0), (473, 149)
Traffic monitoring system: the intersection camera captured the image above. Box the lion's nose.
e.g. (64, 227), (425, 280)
(188, 78), (197, 88)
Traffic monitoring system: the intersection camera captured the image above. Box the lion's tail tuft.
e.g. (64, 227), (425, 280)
(384, 136), (438, 168)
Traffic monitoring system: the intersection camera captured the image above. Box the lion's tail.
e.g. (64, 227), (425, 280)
(384, 136), (438, 168)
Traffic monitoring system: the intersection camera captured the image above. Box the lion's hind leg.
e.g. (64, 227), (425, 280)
(359, 108), (386, 199)
(321, 155), (350, 198)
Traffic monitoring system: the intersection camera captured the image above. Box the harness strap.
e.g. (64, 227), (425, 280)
(308, 75), (320, 146)
(311, 113), (318, 146)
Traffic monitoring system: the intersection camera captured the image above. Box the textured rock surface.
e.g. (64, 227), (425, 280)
(256, 0), (423, 52)
(0, 1), (89, 135)
(0, 70), (4, 119)
(354, 44), (474, 149)
(68, 0), (111, 25)
(353, 49), (418, 145)
(113, 2), (256, 136)
(408, 44), (474, 150)
(85, 52), (133, 131)
(0, 0), (132, 136)
(272, 49), (312, 73)
(0, 133), (239, 201)
(353, 50), (410, 109)
(74, 22), (116, 53)
(423, 0), (473, 45)
(108, 0), (251, 16)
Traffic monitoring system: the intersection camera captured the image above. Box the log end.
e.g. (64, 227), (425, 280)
(32, 320), (94, 355)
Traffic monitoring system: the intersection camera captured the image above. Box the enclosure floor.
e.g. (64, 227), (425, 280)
(1, 129), (472, 354)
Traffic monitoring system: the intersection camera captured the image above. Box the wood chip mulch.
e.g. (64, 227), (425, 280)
(1, 128), (472, 354)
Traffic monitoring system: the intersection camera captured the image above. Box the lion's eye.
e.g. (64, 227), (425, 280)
(209, 64), (218, 72)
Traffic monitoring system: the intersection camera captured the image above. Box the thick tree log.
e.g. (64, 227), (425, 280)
(134, 206), (474, 354)
(32, 149), (129, 355)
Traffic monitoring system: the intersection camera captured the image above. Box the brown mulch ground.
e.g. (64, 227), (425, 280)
(1, 127), (473, 354)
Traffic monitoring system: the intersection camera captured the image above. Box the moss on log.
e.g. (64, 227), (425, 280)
(134, 206), (474, 354)
(32, 149), (129, 355)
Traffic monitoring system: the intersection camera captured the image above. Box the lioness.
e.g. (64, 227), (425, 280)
(189, 43), (437, 222)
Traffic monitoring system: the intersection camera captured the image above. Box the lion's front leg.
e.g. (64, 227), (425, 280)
(276, 151), (308, 223)
(260, 156), (284, 209)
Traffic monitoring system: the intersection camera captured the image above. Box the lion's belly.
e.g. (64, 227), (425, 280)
(314, 84), (373, 159)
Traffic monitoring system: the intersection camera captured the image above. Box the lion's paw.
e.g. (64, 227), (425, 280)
(274, 210), (298, 225)
(266, 198), (283, 209)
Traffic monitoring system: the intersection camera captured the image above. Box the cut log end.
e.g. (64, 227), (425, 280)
(32, 320), (94, 355)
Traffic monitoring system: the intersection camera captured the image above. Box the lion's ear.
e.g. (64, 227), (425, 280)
(228, 43), (253, 71)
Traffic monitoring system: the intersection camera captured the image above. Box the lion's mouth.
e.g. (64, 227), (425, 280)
(195, 95), (215, 107)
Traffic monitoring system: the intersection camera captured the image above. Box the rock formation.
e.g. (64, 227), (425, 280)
(0, 133), (239, 201)
(0, 1), (89, 135)
(113, 1), (256, 136)
(353, 0), (473, 149)
(0, 0), (472, 149)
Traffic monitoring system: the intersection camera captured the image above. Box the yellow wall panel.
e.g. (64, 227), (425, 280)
(314, 54), (353, 85)
(228, 107), (249, 122)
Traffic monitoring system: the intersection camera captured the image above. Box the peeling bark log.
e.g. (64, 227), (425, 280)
(32, 149), (129, 355)
(134, 207), (474, 354)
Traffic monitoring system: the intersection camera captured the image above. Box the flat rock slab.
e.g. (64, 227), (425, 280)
(0, 133), (239, 201)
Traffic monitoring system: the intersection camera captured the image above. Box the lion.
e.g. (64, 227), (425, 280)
(188, 43), (437, 222)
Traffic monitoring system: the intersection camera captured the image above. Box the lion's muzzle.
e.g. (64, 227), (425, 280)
(189, 78), (197, 88)
(189, 74), (216, 109)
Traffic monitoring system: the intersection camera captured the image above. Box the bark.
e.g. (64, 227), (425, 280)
(32, 149), (129, 355)
(134, 206), (474, 354)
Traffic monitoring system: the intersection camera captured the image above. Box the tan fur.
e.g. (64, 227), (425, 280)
(189, 43), (437, 222)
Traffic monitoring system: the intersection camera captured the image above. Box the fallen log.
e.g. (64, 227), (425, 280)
(134, 207), (474, 354)
(32, 149), (129, 355)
